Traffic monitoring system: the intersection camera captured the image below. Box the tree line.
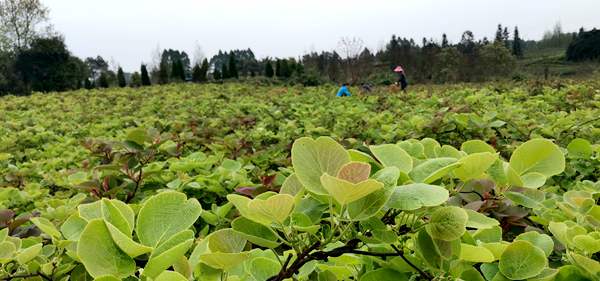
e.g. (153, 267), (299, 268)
(1, 0), (598, 96)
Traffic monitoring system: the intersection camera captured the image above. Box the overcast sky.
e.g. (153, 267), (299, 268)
(45, 0), (598, 72)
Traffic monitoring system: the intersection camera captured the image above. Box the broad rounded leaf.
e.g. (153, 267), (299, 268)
(231, 217), (280, 248)
(359, 268), (409, 281)
(509, 139), (565, 177)
(387, 184), (449, 211)
(320, 174), (383, 205)
(337, 162), (371, 183)
(280, 173), (304, 196)
(409, 158), (460, 183)
(515, 231), (554, 257)
(78, 220), (135, 279)
(465, 209), (500, 229)
(426, 206), (468, 241)
(291, 137), (350, 195)
(460, 243), (495, 263)
(461, 140), (496, 154)
(143, 231), (194, 278)
(453, 152), (498, 181)
(247, 257), (281, 281)
(136, 192), (202, 247)
(370, 144), (413, 173)
(247, 194), (295, 226)
(567, 138), (593, 159)
(155, 271), (188, 281)
(105, 222), (152, 258)
(499, 240), (547, 280)
(31, 217), (61, 239)
(16, 243), (42, 265)
(60, 214), (87, 241)
(207, 229), (247, 253)
(520, 172), (547, 189)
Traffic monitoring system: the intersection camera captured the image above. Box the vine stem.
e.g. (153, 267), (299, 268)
(391, 245), (432, 280)
(268, 240), (431, 281)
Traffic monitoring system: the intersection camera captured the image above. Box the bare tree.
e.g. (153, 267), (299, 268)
(0, 0), (50, 51)
(337, 37), (365, 84)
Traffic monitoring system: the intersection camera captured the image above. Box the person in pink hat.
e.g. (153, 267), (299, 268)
(394, 66), (408, 92)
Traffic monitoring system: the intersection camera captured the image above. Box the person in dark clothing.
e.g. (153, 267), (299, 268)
(394, 66), (408, 92)
(398, 72), (408, 91)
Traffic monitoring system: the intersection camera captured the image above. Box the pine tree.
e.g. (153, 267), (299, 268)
(495, 24), (504, 45)
(228, 54), (238, 79)
(512, 26), (523, 58)
(141, 64), (151, 86)
(199, 59), (209, 82)
(221, 63), (229, 79)
(213, 68), (222, 80)
(442, 34), (449, 48)
(171, 59), (185, 81)
(192, 64), (202, 83)
(275, 59), (282, 77)
(158, 60), (169, 84)
(117, 67), (126, 87)
(265, 60), (274, 78)
(98, 72), (110, 88)
(503, 27), (511, 49)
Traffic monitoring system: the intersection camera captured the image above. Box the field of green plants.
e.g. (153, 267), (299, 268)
(1, 82), (599, 281)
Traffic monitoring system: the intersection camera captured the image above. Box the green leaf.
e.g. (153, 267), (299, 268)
(520, 172), (547, 189)
(498, 240), (547, 280)
(567, 138), (593, 159)
(346, 188), (392, 221)
(359, 268), (410, 281)
(60, 213), (88, 241)
(207, 229), (247, 253)
(387, 184), (449, 211)
(481, 242), (508, 260)
(136, 192), (202, 247)
(31, 217), (62, 239)
(370, 144), (413, 173)
(280, 173), (304, 196)
(231, 217), (280, 248)
(320, 174), (383, 205)
(337, 162), (371, 183)
(509, 139), (565, 177)
(473, 226), (503, 243)
(78, 201), (102, 221)
(16, 243), (42, 265)
(291, 137), (350, 195)
(465, 209), (500, 229)
(0, 241), (16, 262)
(426, 206), (468, 241)
(246, 194), (295, 226)
(247, 257), (281, 281)
(409, 158), (460, 183)
(105, 222), (152, 258)
(461, 140), (496, 154)
(460, 243), (495, 262)
(453, 152), (498, 181)
(568, 253), (600, 279)
(101, 199), (133, 235)
(77, 219), (135, 279)
(572, 235), (600, 254)
(126, 128), (149, 145)
(200, 252), (251, 270)
(143, 231), (194, 278)
(421, 138), (441, 158)
(155, 271), (188, 281)
(514, 231), (554, 257)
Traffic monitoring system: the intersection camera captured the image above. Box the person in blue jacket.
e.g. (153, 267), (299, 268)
(336, 83), (351, 97)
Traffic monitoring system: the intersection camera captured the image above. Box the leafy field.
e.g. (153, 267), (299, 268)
(0, 82), (599, 281)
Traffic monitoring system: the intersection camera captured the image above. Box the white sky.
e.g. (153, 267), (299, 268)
(44, 0), (599, 72)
